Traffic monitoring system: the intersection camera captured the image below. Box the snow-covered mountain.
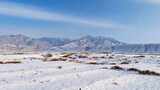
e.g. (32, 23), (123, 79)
(50, 35), (125, 52)
(0, 34), (160, 53)
(0, 34), (71, 52)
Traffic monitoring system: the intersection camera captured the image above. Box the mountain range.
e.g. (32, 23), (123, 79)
(0, 34), (160, 53)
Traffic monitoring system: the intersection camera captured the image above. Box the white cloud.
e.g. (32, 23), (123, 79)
(0, 2), (127, 29)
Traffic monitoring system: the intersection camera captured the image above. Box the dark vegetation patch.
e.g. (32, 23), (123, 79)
(4, 61), (21, 64)
(78, 55), (88, 58)
(0, 61), (3, 64)
(42, 53), (53, 61)
(112, 82), (118, 85)
(127, 68), (140, 72)
(110, 66), (124, 70)
(48, 58), (59, 61)
(46, 58), (67, 62)
(127, 68), (160, 76)
(109, 63), (116, 65)
(120, 61), (130, 64)
(108, 56), (114, 59)
(57, 66), (62, 69)
(134, 61), (139, 63)
(14, 52), (24, 55)
(110, 66), (160, 76)
(61, 53), (75, 58)
(101, 67), (108, 69)
(0, 61), (21, 64)
(86, 61), (98, 65)
(134, 55), (145, 58)
(138, 70), (160, 76)
(42, 53), (52, 58)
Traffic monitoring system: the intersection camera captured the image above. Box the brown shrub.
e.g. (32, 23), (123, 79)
(100, 56), (105, 58)
(42, 53), (53, 61)
(87, 61), (97, 65)
(0, 61), (3, 64)
(138, 70), (160, 76)
(120, 61), (129, 64)
(135, 61), (139, 63)
(127, 68), (140, 72)
(59, 58), (67, 61)
(110, 66), (160, 76)
(112, 82), (118, 85)
(110, 66), (124, 70)
(49, 58), (59, 61)
(101, 67), (108, 69)
(57, 66), (62, 69)
(109, 63), (116, 65)
(62, 53), (75, 58)
(43, 53), (52, 58)
(134, 55), (145, 58)
(78, 55), (88, 58)
(108, 56), (114, 59)
(47, 58), (67, 61)
(3, 61), (21, 64)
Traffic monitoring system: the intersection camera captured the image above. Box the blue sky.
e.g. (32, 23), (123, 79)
(0, 0), (160, 43)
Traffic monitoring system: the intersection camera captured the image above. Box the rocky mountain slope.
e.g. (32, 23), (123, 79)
(0, 34), (160, 53)
(50, 35), (125, 52)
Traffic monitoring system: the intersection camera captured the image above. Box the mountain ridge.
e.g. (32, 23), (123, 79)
(0, 34), (160, 53)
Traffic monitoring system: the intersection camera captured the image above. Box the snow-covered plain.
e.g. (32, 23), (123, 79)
(0, 53), (160, 90)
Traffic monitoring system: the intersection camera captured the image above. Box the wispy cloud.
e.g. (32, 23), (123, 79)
(0, 2), (127, 29)
(140, 0), (160, 4)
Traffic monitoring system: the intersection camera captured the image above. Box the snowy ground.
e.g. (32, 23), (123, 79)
(0, 53), (160, 90)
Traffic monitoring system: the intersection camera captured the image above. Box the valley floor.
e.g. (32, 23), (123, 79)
(0, 53), (160, 90)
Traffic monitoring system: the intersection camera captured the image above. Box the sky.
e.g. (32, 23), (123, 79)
(0, 0), (160, 43)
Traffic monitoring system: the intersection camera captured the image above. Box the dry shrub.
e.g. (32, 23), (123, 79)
(135, 61), (139, 63)
(68, 57), (76, 59)
(42, 53), (52, 58)
(128, 68), (160, 76)
(62, 53), (75, 58)
(47, 58), (67, 61)
(14, 52), (24, 55)
(3, 61), (21, 64)
(42, 53), (53, 61)
(78, 55), (88, 58)
(101, 67), (108, 69)
(100, 56), (106, 58)
(112, 82), (118, 85)
(110, 66), (160, 76)
(110, 66), (124, 70)
(127, 68), (140, 72)
(109, 63), (116, 65)
(57, 66), (62, 69)
(0, 61), (3, 64)
(108, 56), (114, 59)
(120, 61), (129, 64)
(59, 58), (67, 61)
(92, 56), (98, 59)
(138, 70), (160, 76)
(134, 55), (145, 58)
(87, 61), (97, 65)
(49, 58), (59, 61)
